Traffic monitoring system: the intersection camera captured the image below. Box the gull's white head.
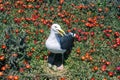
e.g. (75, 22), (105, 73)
(51, 24), (66, 36)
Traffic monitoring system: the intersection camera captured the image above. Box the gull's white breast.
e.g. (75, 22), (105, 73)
(45, 35), (66, 53)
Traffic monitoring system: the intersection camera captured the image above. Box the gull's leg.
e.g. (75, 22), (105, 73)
(57, 64), (64, 70)
(57, 53), (64, 70)
(52, 53), (63, 70)
(53, 54), (62, 66)
(48, 53), (55, 67)
(57, 51), (71, 70)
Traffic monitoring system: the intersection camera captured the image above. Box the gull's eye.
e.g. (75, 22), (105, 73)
(54, 26), (57, 28)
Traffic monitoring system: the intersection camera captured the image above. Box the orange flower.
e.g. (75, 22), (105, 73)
(1, 44), (6, 49)
(59, 0), (64, 5)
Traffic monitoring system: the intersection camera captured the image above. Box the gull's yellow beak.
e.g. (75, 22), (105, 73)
(58, 29), (66, 36)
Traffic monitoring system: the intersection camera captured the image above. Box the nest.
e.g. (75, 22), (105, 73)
(41, 61), (68, 77)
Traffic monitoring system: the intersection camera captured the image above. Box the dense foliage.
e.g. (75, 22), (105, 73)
(0, 0), (120, 80)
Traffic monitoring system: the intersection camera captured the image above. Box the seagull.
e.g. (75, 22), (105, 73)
(45, 24), (75, 70)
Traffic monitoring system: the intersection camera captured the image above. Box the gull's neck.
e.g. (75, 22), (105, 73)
(48, 30), (57, 40)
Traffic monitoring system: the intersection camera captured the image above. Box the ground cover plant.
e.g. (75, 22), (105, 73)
(0, 0), (120, 80)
